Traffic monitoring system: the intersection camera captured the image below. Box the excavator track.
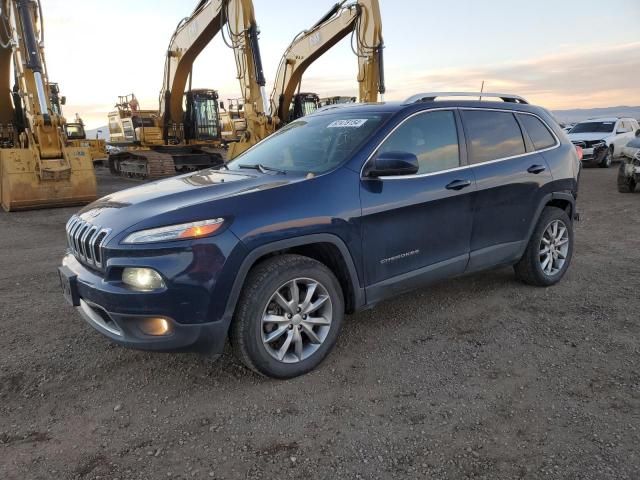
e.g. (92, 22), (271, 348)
(108, 150), (176, 180)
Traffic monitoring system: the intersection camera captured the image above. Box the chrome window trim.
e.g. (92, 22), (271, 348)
(360, 107), (561, 181)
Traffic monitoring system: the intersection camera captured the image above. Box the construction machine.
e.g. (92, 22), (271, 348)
(225, 0), (384, 158)
(49, 83), (107, 163)
(319, 95), (356, 107)
(0, 0), (96, 211)
(218, 97), (247, 143)
(108, 0), (270, 178)
(270, 0), (384, 125)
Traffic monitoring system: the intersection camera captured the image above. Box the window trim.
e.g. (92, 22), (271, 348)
(361, 107), (560, 180)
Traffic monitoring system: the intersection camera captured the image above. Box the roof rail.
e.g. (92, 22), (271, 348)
(404, 92), (529, 105)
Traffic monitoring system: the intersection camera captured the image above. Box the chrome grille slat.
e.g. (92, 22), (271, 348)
(65, 216), (111, 270)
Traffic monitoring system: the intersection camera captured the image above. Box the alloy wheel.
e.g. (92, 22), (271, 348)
(539, 220), (570, 276)
(261, 278), (333, 363)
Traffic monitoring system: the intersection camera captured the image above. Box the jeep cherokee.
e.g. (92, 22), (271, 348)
(59, 92), (580, 379)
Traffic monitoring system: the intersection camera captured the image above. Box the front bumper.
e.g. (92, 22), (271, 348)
(60, 253), (230, 354)
(580, 144), (608, 163)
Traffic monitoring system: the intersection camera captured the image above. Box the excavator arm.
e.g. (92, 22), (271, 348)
(159, 0), (269, 138)
(270, 0), (385, 124)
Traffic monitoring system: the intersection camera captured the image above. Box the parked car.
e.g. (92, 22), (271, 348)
(567, 117), (640, 168)
(618, 131), (640, 193)
(59, 92), (580, 378)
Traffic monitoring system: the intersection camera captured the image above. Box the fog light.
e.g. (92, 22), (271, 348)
(139, 317), (171, 336)
(122, 267), (165, 290)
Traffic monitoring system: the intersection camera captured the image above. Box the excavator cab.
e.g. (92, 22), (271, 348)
(183, 89), (221, 142)
(289, 93), (320, 122)
(64, 123), (87, 140)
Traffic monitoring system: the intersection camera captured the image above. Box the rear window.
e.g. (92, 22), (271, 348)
(518, 114), (556, 150)
(461, 110), (526, 164)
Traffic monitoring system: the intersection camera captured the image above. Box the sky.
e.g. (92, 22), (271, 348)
(32, 0), (640, 128)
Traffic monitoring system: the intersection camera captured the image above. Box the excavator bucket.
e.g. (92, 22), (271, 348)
(0, 146), (97, 212)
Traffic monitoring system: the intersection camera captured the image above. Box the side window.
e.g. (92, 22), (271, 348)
(378, 110), (460, 174)
(517, 114), (557, 151)
(461, 110), (526, 164)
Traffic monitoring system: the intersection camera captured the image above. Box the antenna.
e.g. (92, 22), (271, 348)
(479, 81), (485, 101)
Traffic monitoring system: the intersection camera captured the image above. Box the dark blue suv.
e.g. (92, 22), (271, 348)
(59, 92), (580, 378)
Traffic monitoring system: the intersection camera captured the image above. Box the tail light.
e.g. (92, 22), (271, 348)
(575, 145), (583, 161)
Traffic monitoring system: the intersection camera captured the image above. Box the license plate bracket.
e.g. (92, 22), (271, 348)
(58, 266), (80, 307)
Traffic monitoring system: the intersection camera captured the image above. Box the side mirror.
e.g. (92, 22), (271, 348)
(364, 151), (419, 178)
(60, 96), (66, 105)
(219, 101), (225, 110)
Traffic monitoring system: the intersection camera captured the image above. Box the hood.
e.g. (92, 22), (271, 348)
(76, 169), (296, 234)
(566, 132), (610, 142)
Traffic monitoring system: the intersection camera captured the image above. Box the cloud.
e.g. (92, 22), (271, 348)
(384, 42), (640, 109)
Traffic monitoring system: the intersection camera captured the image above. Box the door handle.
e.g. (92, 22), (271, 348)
(527, 164), (546, 174)
(445, 179), (472, 191)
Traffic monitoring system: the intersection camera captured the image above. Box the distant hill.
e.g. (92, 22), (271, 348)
(85, 126), (109, 140)
(552, 106), (640, 124)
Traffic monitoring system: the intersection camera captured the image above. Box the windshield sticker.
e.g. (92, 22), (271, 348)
(327, 119), (368, 128)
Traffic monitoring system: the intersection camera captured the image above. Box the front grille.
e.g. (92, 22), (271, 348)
(65, 216), (110, 269)
(572, 140), (605, 149)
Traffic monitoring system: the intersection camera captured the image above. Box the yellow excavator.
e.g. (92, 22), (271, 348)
(227, 0), (384, 158)
(271, 0), (384, 123)
(0, 0), (96, 211)
(108, 0), (269, 179)
(49, 83), (107, 164)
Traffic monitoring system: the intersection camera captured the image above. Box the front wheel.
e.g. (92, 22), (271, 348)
(230, 255), (344, 379)
(514, 207), (574, 286)
(599, 146), (613, 168)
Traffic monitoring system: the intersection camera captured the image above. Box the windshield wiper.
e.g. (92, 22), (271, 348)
(237, 163), (286, 174)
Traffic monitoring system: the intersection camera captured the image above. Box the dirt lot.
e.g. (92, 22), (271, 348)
(1, 166), (639, 480)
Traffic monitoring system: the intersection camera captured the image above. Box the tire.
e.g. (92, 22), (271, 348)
(230, 254), (344, 379)
(599, 146), (613, 168)
(514, 207), (574, 287)
(617, 161), (636, 193)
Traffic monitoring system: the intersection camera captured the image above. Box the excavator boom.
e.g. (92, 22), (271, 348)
(160, 0), (268, 130)
(270, 0), (384, 124)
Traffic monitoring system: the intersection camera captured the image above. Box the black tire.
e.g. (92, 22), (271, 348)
(514, 207), (574, 287)
(599, 146), (613, 168)
(617, 161), (636, 193)
(230, 254), (344, 379)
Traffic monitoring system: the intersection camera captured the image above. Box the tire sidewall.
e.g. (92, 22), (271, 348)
(240, 259), (344, 379)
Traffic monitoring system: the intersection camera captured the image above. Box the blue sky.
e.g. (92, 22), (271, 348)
(39, 0), (640, 127)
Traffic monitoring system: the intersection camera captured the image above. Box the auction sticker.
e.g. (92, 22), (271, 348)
(327, 119), (368, 128)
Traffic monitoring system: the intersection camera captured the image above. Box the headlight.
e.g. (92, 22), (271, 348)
(122, 218), (224, 244)
(122, 267), (165, 290)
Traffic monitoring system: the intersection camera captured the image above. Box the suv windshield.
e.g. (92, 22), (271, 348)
(569, 122), (615, 134)
(227, 112), (389, 174)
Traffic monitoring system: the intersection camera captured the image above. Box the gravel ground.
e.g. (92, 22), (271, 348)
(1, 166), (639, 480)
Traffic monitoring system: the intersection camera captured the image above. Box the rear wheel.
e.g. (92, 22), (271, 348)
(617, 161), (636, 193)
(230, 255), (344, 379)
(514, 207), (574, 286)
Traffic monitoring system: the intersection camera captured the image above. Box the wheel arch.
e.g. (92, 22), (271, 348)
(221, 234), (365, 326)
(523, 192), (576, 252)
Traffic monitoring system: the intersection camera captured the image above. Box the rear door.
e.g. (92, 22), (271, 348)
(359, 109), (476, 302)
(460, 109), (556, 271)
